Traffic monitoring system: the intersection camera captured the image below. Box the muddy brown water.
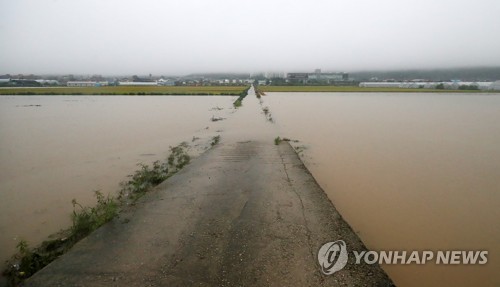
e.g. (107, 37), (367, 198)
(0, 95), (233, 267)
(1, 92), (499, 286)
(264, 92), (500, 287)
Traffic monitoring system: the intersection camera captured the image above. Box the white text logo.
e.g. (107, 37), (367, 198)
(317, 240), (348, 275)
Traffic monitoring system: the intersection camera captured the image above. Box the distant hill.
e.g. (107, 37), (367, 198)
(350, 67), (500, 82)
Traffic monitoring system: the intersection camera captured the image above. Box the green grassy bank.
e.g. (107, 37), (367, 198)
(259, 86), (492, 93)
(0, 85), (250, 96)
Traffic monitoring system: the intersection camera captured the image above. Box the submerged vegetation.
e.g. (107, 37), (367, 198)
(232, 86), (251, 107)
(3, 191), (119, 285)
(211, 135), (221, 146)
(274, 136), (299, 146)
(120, 142), (190, 201)
(262, 106), (273, 123)
(2, 138), (221, 285)
(119, 161), (170, 200)
(71, 191), (119, 240)
(168, 142), (191, 171)
(233, 98), (243, 107)
(0, 86), (250, 96)
(254, 84), (274, 122)
(255, 85), (274, 123)
(274, 136), (282, 145)
(211, 115), (225, 122)
(255, 87), (265, 98)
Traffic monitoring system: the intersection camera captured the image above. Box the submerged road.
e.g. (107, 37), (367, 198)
(26, 88), (393, 286)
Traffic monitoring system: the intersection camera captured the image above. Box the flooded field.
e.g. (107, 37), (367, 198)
(0, 95), (234, 265)
(264, 92), (500, 287)
(1, 92), (499, 286)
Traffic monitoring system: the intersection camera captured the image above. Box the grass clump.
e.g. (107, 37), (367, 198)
(233, 86), (250, 108)
(262, 106), (274, 123)
(274, 136), (282, 145)
(8, 240), (46, 281)
(3, 191), (118, 285)
(3, 141), (197, 285)
(233, 98), (243, 107)
(123, 161), (168, 196)
(70, 191), (119, 239)
(255, 87), (265, 98)
(168, 142), (190, 171)
(120, 161), (169, 199)
(211, 135), (221, 146)
(211, 115), (225, 122)
(119, 142), (190, 201)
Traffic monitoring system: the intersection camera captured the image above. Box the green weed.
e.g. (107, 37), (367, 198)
(120, 161), (169, 199)
(0, 86), (250, 96)
(3, 141), (197, 285)
(233, 86), (250, 107)
(168, 142), (191, 171)
(71, 191), (119, 239)
(3, 191), (118, 285)
(274, 136), (282, 145)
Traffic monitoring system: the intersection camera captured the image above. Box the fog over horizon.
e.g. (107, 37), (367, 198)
(1, 0), (500, 75)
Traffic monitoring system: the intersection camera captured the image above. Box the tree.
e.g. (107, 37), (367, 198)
(436, 83), (445, 89)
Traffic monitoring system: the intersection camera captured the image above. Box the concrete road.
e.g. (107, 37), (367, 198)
(26, 140), (393, 286)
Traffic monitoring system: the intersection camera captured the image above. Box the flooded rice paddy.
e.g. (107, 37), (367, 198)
(0, 95), (232, 266)
(265, 92), (500, 287)
(1, 92), (499, 286)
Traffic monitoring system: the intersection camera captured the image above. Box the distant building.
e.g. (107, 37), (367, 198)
(265, 72), (285, 79)
(118, 81), (158, 86)
(36, 79), (60, 85)
(490, 80), (500, 90)
(286, 73), (309, 84)
(286, 70), (349, 84)
(67, 81), (108, 87)
(157, 79), (175, 86)
(11, 79), (41, 86)
(472, 82), (494, 90)
(309, 72), (347, 83)
(0, 78), (11, 85)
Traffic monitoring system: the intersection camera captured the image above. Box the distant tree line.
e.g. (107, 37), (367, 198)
(458, 85), (480, 90)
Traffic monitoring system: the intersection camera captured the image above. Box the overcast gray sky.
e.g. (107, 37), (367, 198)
(1, 0), (500, 75)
